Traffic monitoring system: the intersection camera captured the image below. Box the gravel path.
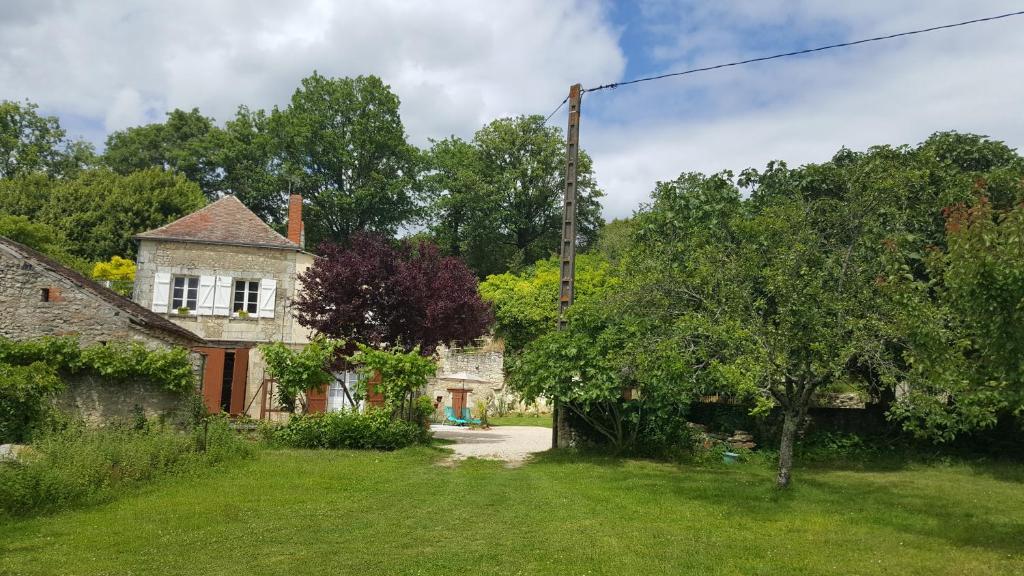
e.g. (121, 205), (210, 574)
(430, 425), (550, 465)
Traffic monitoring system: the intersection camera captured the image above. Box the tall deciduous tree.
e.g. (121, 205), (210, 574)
(273, 73), (420, 247)
(293, 233), (492, 354)
(1, 167), (205, 261)
(886, 198), (1024, 438)
(479, 253), (616, 352)
(103, 108), (221, 194)
(425, 115), (603, 276)
(0, 100), (95, 179)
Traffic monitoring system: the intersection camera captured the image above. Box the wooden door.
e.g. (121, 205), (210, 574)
(198, 347), (226, 414)
(230, 347), (249, 416)
(366, 371), (385, 407)
(449, 389), (468, 417)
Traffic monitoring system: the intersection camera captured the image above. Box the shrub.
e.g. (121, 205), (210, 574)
(349, 344), (437, 423)
(272, 409), (429, 451)
(796, 431), (880, 462)
(412, 396), (435, 428)
(0, 361), (65, 443)
(0, 416), (253, 518)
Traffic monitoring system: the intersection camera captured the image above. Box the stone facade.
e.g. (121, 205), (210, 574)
(0, 239), (201, 350)
(427, 340), (507, 418)
(132, 238), (313, 419)
(58, 374), (187, 424)
(0, 237), (205, 423)
(133, 239), (313, 344)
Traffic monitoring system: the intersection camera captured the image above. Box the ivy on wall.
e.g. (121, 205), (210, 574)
(0, 336), (195, 394)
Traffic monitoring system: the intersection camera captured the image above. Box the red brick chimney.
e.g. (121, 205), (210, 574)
(287, 193), (303, 247)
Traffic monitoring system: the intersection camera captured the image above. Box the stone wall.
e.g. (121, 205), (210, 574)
(133, 239), (313, 345)
(426, 341), (505, 418)
(436, 346), (505, 384)
(57, 374), (188, 424)
(0, 244), (195, 349)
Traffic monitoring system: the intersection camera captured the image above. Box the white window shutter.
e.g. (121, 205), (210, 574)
(151, 272), (171, 313)
(196, 276), (215, 315)
(213, 276), (232, 316)
(258, 278), (277, 318)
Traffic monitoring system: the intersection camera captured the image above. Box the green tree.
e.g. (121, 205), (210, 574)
(35, 168), (205, 261)
(479, 253), (615, 352)
(272, 73), (420, 247)
(592, 218), (635, 265)
(103, 108), (222, 195)
(885, 198), (1024, 439)
(0, 100), (95, 179)
(210, 106), (289, 224)
(259, 338), (345, 413)
(422, 136), (485, 257)
(0, 214), (88, 272)
(426, 115), (603, 276)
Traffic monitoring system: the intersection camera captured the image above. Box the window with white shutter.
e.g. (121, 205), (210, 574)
(151, 272), (171, 313)
(196, 276), (215, 315)
(258, 278), (276, 318)
(171, 276), (199, 311)
(233, 280), (260, 315)
(213, 276), (232, 316)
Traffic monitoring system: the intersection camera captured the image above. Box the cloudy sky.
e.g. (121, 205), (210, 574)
(3, 1), (1023, 219)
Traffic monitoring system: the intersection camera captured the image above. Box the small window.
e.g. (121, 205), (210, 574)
(40, 288), (50, 302)
(233, 280), (260, 315)
(172, 276), (199, 311)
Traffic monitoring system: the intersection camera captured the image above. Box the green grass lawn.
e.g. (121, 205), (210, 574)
(487, 413), (553, 427)
(2, 447), (1022, 575)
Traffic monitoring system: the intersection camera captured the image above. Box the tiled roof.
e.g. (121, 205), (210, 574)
(134, 195), (300, 250)
(0, 236), (205, 345)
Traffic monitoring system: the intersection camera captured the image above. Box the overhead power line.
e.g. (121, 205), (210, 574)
(544, 95), (570, 124)
(585, 10), (1024, 93)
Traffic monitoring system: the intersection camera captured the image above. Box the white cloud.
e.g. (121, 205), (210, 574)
(104, 88), (148, 132)
(2, 1), (1023, 220)
(587, 0), (1024, 218)
(0, 0), (624, 147)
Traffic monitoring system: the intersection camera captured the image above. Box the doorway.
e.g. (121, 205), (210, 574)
(219, 352), (235, 413)
(448, 388), (469, 418)
(197, 347), (249, 415)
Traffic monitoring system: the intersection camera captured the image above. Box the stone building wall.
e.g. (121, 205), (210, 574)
(436, 347), (505, 384)
(133, 239), (313, 345)
(0, 244), (195, 349)
(426, 341), (506, 418)
(58, 374), (189, 424)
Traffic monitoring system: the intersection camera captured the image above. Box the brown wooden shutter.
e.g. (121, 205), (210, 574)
(198, 348), (225, 414)
(306, 384), (328, 413)
(230, 347), (249, 416)
(367, 371), (385, 408)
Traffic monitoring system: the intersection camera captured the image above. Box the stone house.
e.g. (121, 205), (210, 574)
(0, 235), (206, 420)
(426, 338), (507, 418)
(131, 194), (318, 418)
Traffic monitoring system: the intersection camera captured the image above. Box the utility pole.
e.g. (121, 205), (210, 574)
(553, 83), (582, 449)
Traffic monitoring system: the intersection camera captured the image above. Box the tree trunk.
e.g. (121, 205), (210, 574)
(777, 409), (799, 488)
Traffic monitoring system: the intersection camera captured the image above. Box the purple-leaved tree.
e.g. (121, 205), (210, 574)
(294, 232), (493, 354)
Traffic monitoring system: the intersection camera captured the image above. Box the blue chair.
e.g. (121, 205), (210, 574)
(461, 407), (482, 425)
(444, 406), (468, 426)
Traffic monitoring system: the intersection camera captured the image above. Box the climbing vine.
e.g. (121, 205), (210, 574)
(0, 336), (195, 393)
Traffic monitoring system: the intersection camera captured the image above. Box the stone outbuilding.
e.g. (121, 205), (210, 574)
(0, 235), (206, 421)
(131, 194), (316, 418)
(427, 339), (508, 419)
